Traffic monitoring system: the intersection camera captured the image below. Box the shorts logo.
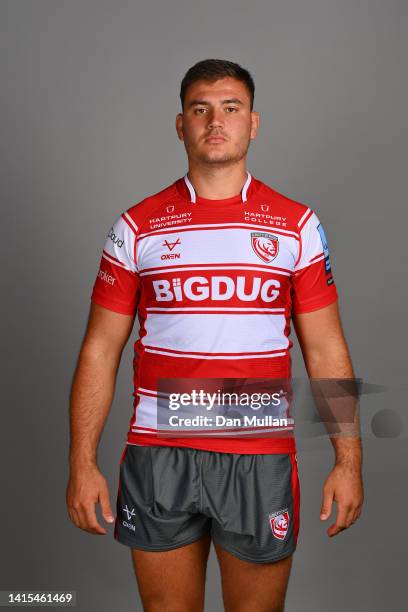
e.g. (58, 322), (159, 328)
(261, 204), (270, 212)
(251, 232), (279, 263)
(166, 205), (175, 213)
(269, 508), (289, 540)
(123, 505), (135, 521)
(122, 505), (136, 532)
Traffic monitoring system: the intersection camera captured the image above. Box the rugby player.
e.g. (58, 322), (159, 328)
(67, 59), (364, 611)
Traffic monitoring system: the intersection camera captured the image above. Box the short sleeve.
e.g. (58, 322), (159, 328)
(291, 209), (338, 314)
(91, 211), (140, 315)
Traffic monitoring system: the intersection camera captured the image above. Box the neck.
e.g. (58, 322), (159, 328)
(186, 163), (248, 200)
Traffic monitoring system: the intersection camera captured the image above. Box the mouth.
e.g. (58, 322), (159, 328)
(205, 135), (227, 143)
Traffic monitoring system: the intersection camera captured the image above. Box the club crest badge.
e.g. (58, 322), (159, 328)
(251, 232), (279, 263)
(166, 205), (175, 213)
(269, 508), (289, 540)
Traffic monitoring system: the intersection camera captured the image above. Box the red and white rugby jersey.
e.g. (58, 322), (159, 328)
(91, 172), (338, 454)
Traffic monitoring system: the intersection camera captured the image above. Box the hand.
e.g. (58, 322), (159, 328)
(66, 464), (115, 535)
(320, 462), (364, 537)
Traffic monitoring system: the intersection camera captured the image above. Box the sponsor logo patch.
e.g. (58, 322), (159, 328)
(152, 275), (280, 303)
(316, 223), (334, 285)
(161, 237), (181, 260)
(97, 269), (115, 286)
(107, 227), (124, 248)
(163, 238), (181, 252)
(269, 508), (290, 540)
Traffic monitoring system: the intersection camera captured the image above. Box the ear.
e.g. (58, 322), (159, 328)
(250, 111), (260, 140)
(175, 113), (184, 141)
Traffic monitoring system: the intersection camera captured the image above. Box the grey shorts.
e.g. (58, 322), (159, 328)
(114, 444), (300, 564)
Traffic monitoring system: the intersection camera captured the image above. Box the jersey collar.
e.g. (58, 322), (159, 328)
(181, 171), (253, 204)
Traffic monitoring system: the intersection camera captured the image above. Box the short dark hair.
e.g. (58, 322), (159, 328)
(180, 59), (255, 111)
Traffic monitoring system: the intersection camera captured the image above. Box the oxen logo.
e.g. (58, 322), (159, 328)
(251, 232), (279, 263)
(163, 238), (181, 251)
(123, 505), (135, 521)
(269, 508), (289, 540)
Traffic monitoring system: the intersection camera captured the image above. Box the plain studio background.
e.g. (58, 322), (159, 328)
(1, 0), (407, 610)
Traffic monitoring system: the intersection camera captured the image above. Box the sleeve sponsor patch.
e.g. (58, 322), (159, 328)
(317, 222), (333, 282)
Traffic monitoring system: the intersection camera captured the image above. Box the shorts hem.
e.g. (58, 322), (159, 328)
(114, 530), (210, 552)
(212, 538), (297, 564)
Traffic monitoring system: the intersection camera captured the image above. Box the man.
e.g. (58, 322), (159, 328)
(67, 59), (364, 611)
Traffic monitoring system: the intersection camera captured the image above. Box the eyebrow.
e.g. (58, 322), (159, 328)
(188, 98), (244, 108)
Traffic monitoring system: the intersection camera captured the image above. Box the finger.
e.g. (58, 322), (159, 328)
(344, 507), (356, 529)
(68, 507), (80, 528)
(328, 522), (346, 537)
(350, 506), (362, 524)
(80, 501), (107, 535)
(71, 506), (85, 530)
(84, 501), (107, 535)
(99, 487), (115, 524)
(320, 488), (334, 520)
(328, 504), (349, 537)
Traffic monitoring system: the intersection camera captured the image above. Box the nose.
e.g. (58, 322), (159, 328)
(207, 108), (224, 130)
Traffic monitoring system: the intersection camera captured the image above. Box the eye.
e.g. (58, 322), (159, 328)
(225, 107), (238, 113)
(194, 108), (207, 114)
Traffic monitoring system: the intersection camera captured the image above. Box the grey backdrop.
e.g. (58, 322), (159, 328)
(1, 0), (407, 610)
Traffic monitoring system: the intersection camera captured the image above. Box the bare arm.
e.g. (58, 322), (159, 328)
(69, 302), (135, 467)
(293, 300), (361, 453)
(293, 301), (364, 536)
(66, 302), (135, 535)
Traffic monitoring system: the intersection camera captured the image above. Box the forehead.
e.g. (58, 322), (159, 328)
(185, 77), (251, 104)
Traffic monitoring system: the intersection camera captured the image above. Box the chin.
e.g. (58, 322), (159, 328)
(199, 148), (235, 162)
(200, 155), (236, 165)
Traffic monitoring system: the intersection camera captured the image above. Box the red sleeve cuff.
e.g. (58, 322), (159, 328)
(292, 289), (338, 314)
(91, 293), (136, 316)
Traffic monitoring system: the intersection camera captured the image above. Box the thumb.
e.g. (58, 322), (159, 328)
(99, 486), (115, 523)
(320, 488), (333, 520)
